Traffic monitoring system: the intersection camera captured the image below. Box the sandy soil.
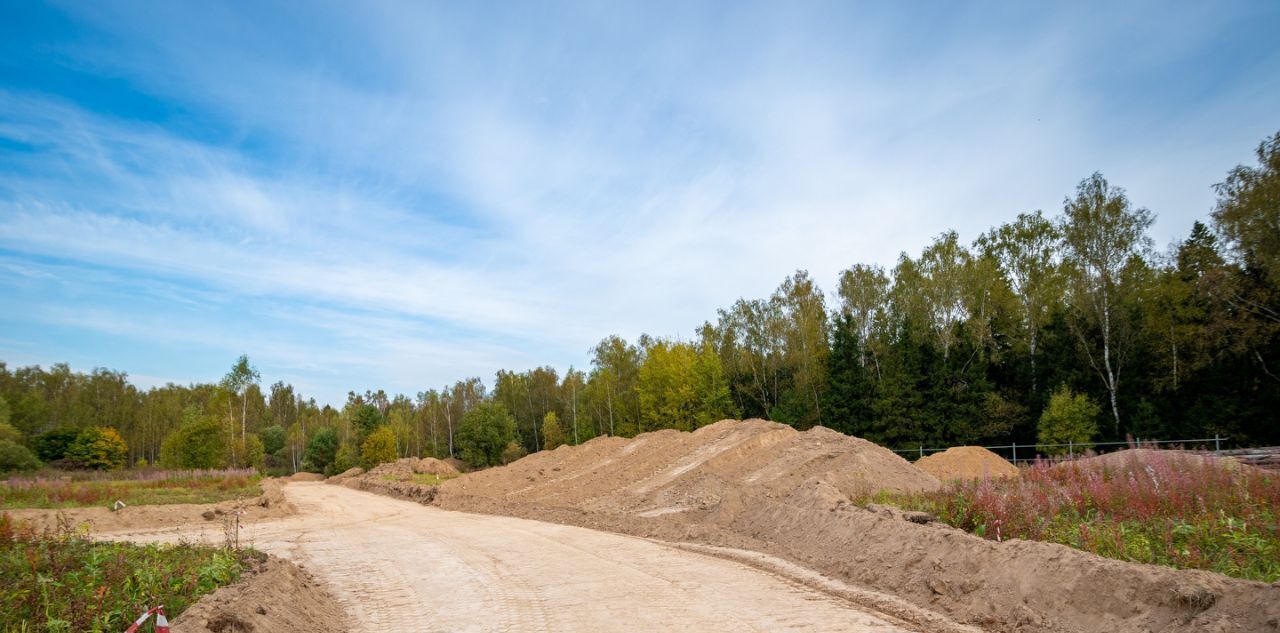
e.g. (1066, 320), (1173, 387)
(108, 482), (962, 632)
(915, 446), (1019, 481)
(432, 420), (1280, 633)
(171, 555), (349, 633)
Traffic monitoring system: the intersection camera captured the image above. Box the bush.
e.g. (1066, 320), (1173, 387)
(361, 426), (398, 467)
(260, 424), (286, 456)
(0, 440), (41, 473)
(501, 441), (528, 465)
(231, 434), (264, 469)
(1037, 385), (1100, 455)
(541, 412), (565, 450)
(456, 402), (517, 468)
(331, 443), (359, 476)
(160, 416), (228, 469)
(0, 421), (21, 444)
(33, 427), (79, 463)
(302, 427), (338, 473)
(66, 427), (129, 470)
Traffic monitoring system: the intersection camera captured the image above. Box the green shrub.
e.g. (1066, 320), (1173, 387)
(541, 412), (565, 450)
(260, 424), (286, 456)
(1037, 385), (1100, 455)
(303, 427), (338, 473)
(361, 426), (398, 467)
(457, 402), (517, 468)
(66, 427), (129, 470)
(160, 416), (228, 469)
(33, 427), (79, 463)
(0, 440), (41, 473)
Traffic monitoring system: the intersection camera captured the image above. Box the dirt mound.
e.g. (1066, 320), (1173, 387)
(441, 419), (939, 520)
(327, 467), (363, 482)
(434, 419), (1280, 633)
(916, 446), (1019, 481)
(286, 472), (325, 482)
(364, 459), (415, 478)
(172, 555), (349, 633)
(443, 457), (470, 472)
(412, 457), (459, 476)
(1061, 448), (1247, 472)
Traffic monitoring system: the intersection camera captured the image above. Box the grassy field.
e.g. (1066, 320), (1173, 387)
(0, 469), (261, 509)
(0, 513), (256, 632)
(870, 452), (1280, 582)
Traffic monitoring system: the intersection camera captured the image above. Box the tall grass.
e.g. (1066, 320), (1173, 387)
(874, 450), (1280, 582)
(0, 514), (255, 632)
(1, 470), (261, 509)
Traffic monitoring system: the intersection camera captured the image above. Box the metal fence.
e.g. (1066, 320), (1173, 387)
(893, 435), (1228, 465)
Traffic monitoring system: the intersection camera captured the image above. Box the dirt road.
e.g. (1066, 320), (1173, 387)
(109, 482), (921, 632)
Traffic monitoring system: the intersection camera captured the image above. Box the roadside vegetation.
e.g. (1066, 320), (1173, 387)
(869, 454), (1280, 582)
(0, 514), (255, 632)
(1, 469), (260, 510)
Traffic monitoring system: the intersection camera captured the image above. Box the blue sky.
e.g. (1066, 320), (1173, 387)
(1, 1), (1278, 405)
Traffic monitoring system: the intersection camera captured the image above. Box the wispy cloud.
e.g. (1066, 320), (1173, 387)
(1, 1), (1277, 403)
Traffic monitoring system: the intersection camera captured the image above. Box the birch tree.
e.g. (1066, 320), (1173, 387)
(1060, 173), (1153, 435)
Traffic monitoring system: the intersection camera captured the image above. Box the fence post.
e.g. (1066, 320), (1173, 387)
(1012, 442), (1017, 465)
(1069, 440), (1073, 459)
(1214, 434), (1221, 453)
(919, 445), (923, 459)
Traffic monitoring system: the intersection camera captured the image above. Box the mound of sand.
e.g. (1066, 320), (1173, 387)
(433, 419), (1280, 633)
(172, 556), (349, 633)
(1061, 448), (1246, 472)
(915, 446), (1019, 481)
(327, 467), (363, 481)
(441, 419), (940, 520)
(412, 457), (459, 476)
(286, 472), (326, 482)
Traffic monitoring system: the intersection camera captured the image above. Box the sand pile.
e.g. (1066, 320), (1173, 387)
(434, 419), (1280, 633)
(172, 556), (349, 633)
(412, 457), (460, 476)
(441, 419), (940, 519)
(1061, 448), (1247, 472)
(916, 446), (1019, 481)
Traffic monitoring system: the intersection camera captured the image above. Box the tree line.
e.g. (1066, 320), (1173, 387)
(1, 131), (1277, 473)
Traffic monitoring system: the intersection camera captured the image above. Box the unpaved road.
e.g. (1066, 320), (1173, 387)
(110, 482), (919, 632)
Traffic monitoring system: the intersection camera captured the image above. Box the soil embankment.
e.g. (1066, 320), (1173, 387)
(172, 555), (349, 633)
(915, 446), (1019, 481)
(424, 419), (1280, 633)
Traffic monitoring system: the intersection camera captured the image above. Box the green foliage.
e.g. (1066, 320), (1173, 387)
(540, 412), (564, 450)
(66, 427), (129, 470)
(501, 441), (528, 465)
(302, 427), (339, 473)
(456, 402), (517, 468)
(636, 340), (733, 433)
(0, 440), (41, 473)
(351, 404), (385, 440)
(360, 425), (398, 467)
(0, 515), (253, 630)
(332, 443), (359, 475)
(1037, 385), (1100, 454)
(260, 424), (286, 456)
(232, 433), (265, 469)
(1214, 130), (1280, 287)
(0, 421), (20, 445)
(32, 428), (79, 463)
(159, 415), (228, 469)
